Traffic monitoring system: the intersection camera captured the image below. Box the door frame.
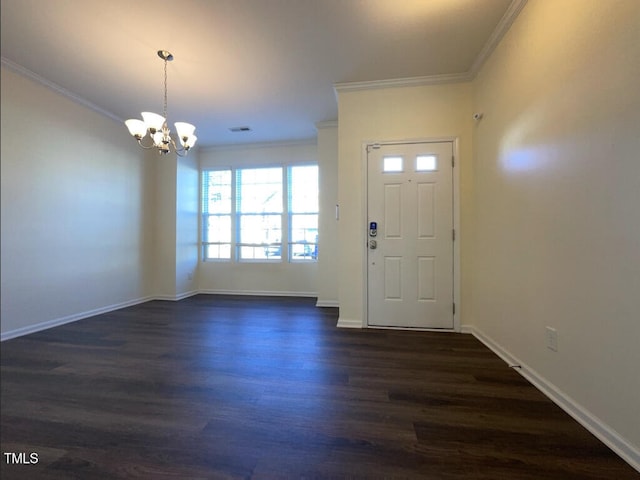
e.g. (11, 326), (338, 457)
(362, 137), (461, 332)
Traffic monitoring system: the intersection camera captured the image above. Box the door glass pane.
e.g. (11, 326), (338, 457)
(383, 156), (403, 173)
(416, 155), (437, 171)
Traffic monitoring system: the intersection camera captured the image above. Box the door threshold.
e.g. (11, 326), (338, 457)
(366, 325), (458, 333)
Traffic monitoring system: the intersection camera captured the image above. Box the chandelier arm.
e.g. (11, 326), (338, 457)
(136, 136), (159, 150)
(169, 137), (188, 157)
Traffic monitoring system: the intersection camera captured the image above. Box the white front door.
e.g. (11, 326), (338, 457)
(367, 141), (454, 329)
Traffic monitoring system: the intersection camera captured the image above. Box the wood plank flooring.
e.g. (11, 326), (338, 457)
(1, 295), (638, 479)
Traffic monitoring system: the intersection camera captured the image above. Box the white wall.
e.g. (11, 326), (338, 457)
(0, 65), (154, 338)
(315, 123), (339, 306)
(198, 141), (319, 296)
(335, 83), (474, 326)
(151, 150), (200, 300)
(153, 150), (177, 298)
(176, 153), (199, 297)
(471, 0), (640, 464)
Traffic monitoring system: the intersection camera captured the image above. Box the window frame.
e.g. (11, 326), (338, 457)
(201, 163), (318, 264)
(287, 163), (319, 262)
(201, 168), (234, 262)
(235, 165), (284, 263)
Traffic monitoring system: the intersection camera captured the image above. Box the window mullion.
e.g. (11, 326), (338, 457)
(283, 166), (289, 263)
(232, 168), (238, 262)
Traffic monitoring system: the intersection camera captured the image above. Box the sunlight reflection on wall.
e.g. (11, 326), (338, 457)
(498, 106), (552, 175)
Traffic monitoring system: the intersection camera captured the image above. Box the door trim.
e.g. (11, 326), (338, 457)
(362, 137), (461, 332)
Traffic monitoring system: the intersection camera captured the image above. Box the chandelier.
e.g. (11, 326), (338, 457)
(125, 50), (197, 156)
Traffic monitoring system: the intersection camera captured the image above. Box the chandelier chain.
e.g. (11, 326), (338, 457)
(163, 58), (168, 121)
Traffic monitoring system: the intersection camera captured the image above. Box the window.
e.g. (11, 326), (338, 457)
(237, 167), (283, 260)
(202, 170), (232, 260)
(288, 165), (318, 261)
(202, 164), (318, 262)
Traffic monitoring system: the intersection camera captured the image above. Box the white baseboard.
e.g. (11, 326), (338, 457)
(316, 299), (339, 308)
(154, 290), (199, 301)
(1, 290), (324, 341)
(198, 289), (316, 298)
(0, 295), (155, 342)
(337, 317), (363, 328)
(466, 325), (640, 473)
(460, 324), (474, 334)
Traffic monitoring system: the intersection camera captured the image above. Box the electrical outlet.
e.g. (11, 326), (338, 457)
(545, 326), (558, 352)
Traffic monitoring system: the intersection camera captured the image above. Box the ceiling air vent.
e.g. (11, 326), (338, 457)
(229, 126), (252, 132)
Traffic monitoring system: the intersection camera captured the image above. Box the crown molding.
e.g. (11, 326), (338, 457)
(1, 56), (123, 124)
(334, 0), (527, 94)
(334, 72), (471, 94)
(315, 120), (338, 130)
(469, 0), (528, 77)
(2, 0), (528, 127)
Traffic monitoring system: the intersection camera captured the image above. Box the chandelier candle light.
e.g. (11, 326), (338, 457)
(125, 50), (197, 156)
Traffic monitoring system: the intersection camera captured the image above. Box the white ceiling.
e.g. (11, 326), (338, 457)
(1, 0), (522, 147)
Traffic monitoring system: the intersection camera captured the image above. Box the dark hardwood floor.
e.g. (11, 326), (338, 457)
(1, 295), (637, 479)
